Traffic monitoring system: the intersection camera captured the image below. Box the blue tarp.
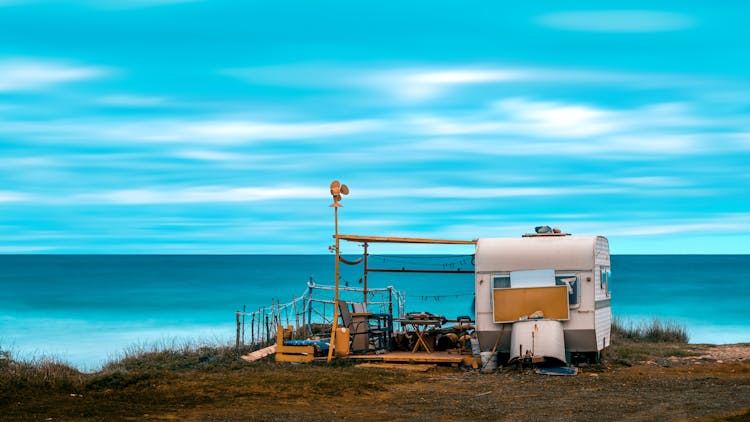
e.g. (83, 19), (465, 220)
(284, 339), (330, 353)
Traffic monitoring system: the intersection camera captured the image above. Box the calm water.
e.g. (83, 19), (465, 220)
(1, 255), (749, 370)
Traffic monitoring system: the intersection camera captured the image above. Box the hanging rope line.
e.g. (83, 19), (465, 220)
(370, 254), (475, 271)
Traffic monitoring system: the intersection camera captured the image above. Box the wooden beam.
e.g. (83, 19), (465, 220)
(367, 268), (474, 274)
(334, 234), (477, 245)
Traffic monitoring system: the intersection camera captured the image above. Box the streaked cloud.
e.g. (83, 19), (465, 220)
(0, 191), (31, 202)
(613, 177), (687, 187)
(224, 63), (724, 104)
(374, 68), (529, 101)
(359, 186), (625, 199)
(68, 184), (625, 206)
(1, 2), (749, 254)
(0, 117), (382, 144)
(600, 215), (750, 237)
(0, 0), (201, 8)
(0, 58), (109, 92)
(536, 10), (695, 33)
(97, 94), (169, 108)
(75, 186), (327, 204)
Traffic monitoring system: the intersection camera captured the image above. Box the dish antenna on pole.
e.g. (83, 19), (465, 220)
(327, 180), (348, 363)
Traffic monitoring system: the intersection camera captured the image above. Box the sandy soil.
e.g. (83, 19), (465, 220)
(194, 344), (750, 421)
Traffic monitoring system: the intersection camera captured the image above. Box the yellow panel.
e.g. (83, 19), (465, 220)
(275, 353), (314, 363)
(492, 286), (569, 323)
(276, 344), (315, 355)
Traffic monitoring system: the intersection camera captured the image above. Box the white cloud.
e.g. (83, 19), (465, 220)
(398, 97), (733, 157)
(1, 0), (201, 8)
(493, 98), (619, 137)
(613, 176), (687, 187)
(0, 245), (55, 252)
(0, 58), (109, 92)
(76, 186), (328, 204)
(0, 117), (382, 144)
(61, 184), (626, 206)
(381, 68), (529, 101)
(0, 191), (31, 202)
(223, 63), (716, 104)
(536, 10), (695, 33)
(173, 149), (248, 162)
(98, 94), (168, 107)
(357, 186), (625, 199)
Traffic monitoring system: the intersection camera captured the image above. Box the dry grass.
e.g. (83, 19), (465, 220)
(611, 317), (689, 343)
(3, 323), (749, 421)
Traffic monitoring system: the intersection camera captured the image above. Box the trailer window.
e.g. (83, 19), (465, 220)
(493, 276), (510, 289)
(600, 266), (611, 292)
(555, 274), (579, 306)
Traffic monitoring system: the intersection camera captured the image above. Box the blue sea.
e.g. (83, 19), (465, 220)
(1, 255), (749, 370)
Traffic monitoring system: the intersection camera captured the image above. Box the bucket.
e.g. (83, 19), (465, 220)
(334, 327), (350, 357)
(480, 351), (497, 371)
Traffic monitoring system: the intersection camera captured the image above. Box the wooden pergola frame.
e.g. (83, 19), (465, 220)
(326, 233), (476, 362)
(335, 234), (477, 245)
(324, 181), (477, 363)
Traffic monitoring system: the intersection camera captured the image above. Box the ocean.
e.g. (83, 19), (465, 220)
(1, 254), (749, 370)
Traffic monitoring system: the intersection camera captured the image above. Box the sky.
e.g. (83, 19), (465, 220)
(0, 1), (749, 254)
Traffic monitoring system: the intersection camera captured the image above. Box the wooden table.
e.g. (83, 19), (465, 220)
(397, 319), (442, 353)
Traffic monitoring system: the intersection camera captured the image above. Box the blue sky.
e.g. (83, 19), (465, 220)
(1, 1), (749, 254)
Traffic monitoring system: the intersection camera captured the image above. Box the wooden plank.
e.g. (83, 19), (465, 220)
(355, 363), (437, 372)
(276, 344), (315, 355)
(275, 353), (314, 363)
(335, 234), (476, 245)
(346, 351), (465, 363)
(493, 286), (569, 323)
(380, 355), (464, 363)
(240, 344), (277, 362)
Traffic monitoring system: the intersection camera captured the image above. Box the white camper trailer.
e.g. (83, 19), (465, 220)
(474, 232), (611, 364)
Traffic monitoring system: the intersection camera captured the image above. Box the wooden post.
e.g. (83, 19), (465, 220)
(301, 298), (306, 337)
(327, 205), (341, 363)
(251, 311), (256, 345)
(388, 286), (393, 320)
(235, 311), (241, 350)
(293, 297), (298, 336)
(242, 304), (246, 346)
(363, 241), (369, 304)
(265, 314), (271, 345)
(256, 308), (263, 343)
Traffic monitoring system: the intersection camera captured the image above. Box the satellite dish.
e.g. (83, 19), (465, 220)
(340, 184), (349, 195)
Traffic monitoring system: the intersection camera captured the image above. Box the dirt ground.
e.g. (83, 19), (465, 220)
(3, 344), (749, 421)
